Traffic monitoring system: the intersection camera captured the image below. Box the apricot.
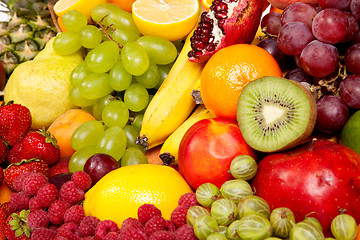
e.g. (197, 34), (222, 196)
(145, 145), (163, 165)
(0, 182), (12, 204)
(48, 109), (96, 157)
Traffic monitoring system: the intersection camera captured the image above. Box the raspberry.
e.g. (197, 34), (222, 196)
(165, 220), (176, 232)
(149, 230), (175, 240)
(178, 193), (197, 207)
(104, 231), (120, 240)
(145, 216), (167, 236)
(56, 222), (80, 240)
(53, 236), (68, 240)
(174, 224), (197, 240)
(120, 217), (144, 232)
(48, 199), (71, 225)
(30, 227), (57, 240)
(27, 209), (49, 230)
(12, 172), (32, 192)
(59, 181), (84, 205)
(119, 226), (148, 240)
(95, 220), (119, 240)
(64, 205), (85, 224)
(138, 204), (162, 225)
(29, 196), (43, 212)
(71, 171), (92, 191)
(9, 191), (30, 212)
(81, 237), (95, 240)
(37, 183), (59, 208)
(79, 216), (100, 237)
(23, 172), (48, 196)
(170, 204), (190, 229)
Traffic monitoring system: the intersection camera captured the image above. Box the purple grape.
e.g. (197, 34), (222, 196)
(257, 38), (287, 70)
(49, 172), (73, 190)
(351, 0), (360, 21)
(300, 40), (339, 77)
(339, 74), (360, 109)
(261, 12), (282, 36)
(312, 8), (349, 44)
(284, 68), (314, 84)
(341, 12), (359, 43)
(318, 0), (351, 10)
(313, 72), (341, 95)
(84, 153), (119, 184)
(281, 2), (317, 27)
(315, 95), (349, 133)
(277, 22), (314, 55)
(344, 43), (360, 75)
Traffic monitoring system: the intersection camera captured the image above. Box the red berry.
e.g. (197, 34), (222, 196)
(120, 218), (144, 233)
(27, 209), (49, 230)
(31, 227), (57, 240)
(145, 216), (168, 236)
(174, 224), (197, 240)
(12, 172), (32, 193)
(95, 220), (119, 239)
(149, 230), (175, 240)
(104, 231), (120, 240)
(137, 204), (162, 225)
(71, 171), (92, 191)
(64, 205), (85, 225)
(56, 222), (79, 240)
(29, 196), (43, 212)
(37, 183), (59, 208)
(48, 200), (71, 225)
(23, 173), (48, 196)
(0, 139), (8, 164)
(59, 181), (84, 205)
(48, 156), (70, 178)
(9, 191), (30, 212)
(178, 192), (197, 207)
(170, 204), (190, 229)
(79, 216), (100, 237)
(119, 226), (148, 240)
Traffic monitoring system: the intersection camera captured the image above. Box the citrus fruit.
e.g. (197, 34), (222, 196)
(109, 0), (135, 12)
(48, 109), (96, 157)
(201, 0), (212, 11)
(132, 0), (200, 41)
(83, 164), (192, 225)
(54, 0), (108, 18)
(200, 44), (283, 120)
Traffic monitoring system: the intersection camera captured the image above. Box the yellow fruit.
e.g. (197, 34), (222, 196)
(53, 0), (108, 18)
(201, 0), (212, 11)
(83, 164), (193, 226)
(4, 37), (83, 129)
(132, 0), (200, 41)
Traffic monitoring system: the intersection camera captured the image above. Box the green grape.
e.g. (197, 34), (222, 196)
(62, 10), (87, 32)
(123, 83), (149, 112)
(102, 100), (129, 128)
(107, 9), (140, 34)
(237, 214), (273, 240)
(210, 198), (237, 226)
(135, 60), (160, 89)
(111, 28), (140, 46)
(120, 147), (148, 167)
(86, 41), (119, 73)
(131, 114), (143, 130)
(121, 42), (149, 76)
(155, 64), (172, 89)
(237, 195), (271, 219)
(69, 84), (96, 107)
(136, 94), (153, 114)
(136, 36), (177, 65)
(69, 145), (96, 172)
(196, 183), (222, 208)
(70, 61), (90, 86)
(53, 31), (81, 55)
(79, 25), (103, 49)
(123, 125), (145, 151)
(71, 120), (105, 150)
(92, 95), (115, 120)
(90, 3), (123, 26)
(220, 179), (253, 203)
(79, 72), (113, 100)
(331, 214), (358, 240)
(96, 126), (127, 161)
(109, 60), (132, 91)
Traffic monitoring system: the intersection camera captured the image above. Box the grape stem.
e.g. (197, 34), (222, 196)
(94, 15), (123, 49)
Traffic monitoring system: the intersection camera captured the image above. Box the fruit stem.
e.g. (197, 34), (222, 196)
(308, 138), (317, 151)
(94, 16), (123, 49)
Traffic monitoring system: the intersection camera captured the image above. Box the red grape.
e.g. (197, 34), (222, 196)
(277, 22), (314, 55)
(350, 0), (360, 21)
(315, 95), (349, 133)
(281, 2), (317, 27)
(344, 43), (360, 74)
(49, 172), (73, 190)
(300, 40), (339, 77)
(312, 8), (349, 44)
(318, 0), (351, 10)
(339, 74), (360, 109)
(261, 12), (282, 36)
(284, 67), (314, 84)
(84, 153), (119, 184)
(342, 12), (359, 43)
(257, 38), (287, 70)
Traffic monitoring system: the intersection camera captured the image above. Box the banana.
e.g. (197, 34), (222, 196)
(136, 34), (206, 150)
(159, 104), (214, 166)
(191, 77), (203, 104)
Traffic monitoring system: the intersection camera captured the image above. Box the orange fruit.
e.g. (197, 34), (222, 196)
(270, 5), (284, 14)
(109, 0), (135, 12)
(356, 224), (360, 240)
(48, 109), (96, 157)
(57, 17), (67, 32)
(200, 44), (283, 120)
(0, 182), (12, 204)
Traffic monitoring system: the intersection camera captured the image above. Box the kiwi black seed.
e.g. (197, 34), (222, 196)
(236, 76), (317, 152)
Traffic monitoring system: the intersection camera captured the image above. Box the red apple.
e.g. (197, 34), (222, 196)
(178, 118), (256, 190)
(252, 138), (360, 237)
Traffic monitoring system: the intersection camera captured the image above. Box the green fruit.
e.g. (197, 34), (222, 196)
(237, 214), (273, 240)
(229, 154), (257, 180)
(289, 221), (325, 240)
(340, 110), (360, 155)
(237, 195), (270, 219)
(331, 214), (358, 240)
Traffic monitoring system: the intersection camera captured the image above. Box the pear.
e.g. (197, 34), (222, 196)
(4, 36), (84, 129)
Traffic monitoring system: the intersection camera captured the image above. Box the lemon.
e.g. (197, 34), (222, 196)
(83, 164), (193, 226)
(4, 37), (83, 129)
(132, 0), (201, 41)
(201, 0), (212, 11)
(54, 0), (108, 18)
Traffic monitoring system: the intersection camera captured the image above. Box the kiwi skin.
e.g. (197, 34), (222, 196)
(237, 76), (317, 153)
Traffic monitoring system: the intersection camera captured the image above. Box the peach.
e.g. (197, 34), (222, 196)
(48, 109), (96, 157)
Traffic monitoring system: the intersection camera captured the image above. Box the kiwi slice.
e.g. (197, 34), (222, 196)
(237, 76), (317, 152)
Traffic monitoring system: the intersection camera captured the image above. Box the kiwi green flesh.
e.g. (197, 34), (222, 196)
(237, 76), (317, 153)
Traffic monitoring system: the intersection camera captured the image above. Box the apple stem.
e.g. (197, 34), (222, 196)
(308, 138), (318, 151)
(339, 208), (347, 214)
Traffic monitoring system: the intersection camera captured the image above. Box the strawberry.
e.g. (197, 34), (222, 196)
(4, 159), (49, 192)
(0, 203), (9, 240)
(3, 210), (31, 240)
(48, 156), (70, 178)
(0, 166), (3, 187)
(0, 139), (8, 164)
(0, 102), (31, 147)
(8, 128), (60, 166)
